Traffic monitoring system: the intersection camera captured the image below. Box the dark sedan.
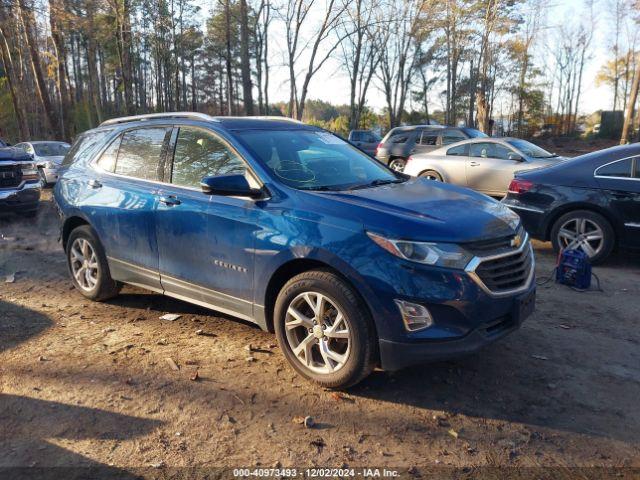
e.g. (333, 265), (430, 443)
(502, 143), (640, 263)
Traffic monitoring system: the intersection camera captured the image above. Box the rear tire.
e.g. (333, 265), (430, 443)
(66, 225), (121, 301)
(388, 158), (406, 172)
(550, 210), (614, 264)
(274, 269), (377, 389)
(419, 170), (443, 182)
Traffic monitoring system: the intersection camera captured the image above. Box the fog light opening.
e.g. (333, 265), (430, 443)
(394, 299), (433, 332)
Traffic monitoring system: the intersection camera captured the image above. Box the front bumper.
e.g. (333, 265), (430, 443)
(353, 236), (536, 371)
(0, 181), (41, 212)
(379, 287), (535, 370)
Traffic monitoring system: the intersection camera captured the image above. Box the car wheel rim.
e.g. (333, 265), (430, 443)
(70, 238), (99, 291)
(284, 291), (351, 375)
(390, 161), (404, 172)
(557, 218), (604, 258)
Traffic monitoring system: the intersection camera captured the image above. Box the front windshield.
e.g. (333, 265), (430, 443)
(33, 142), (70, 157)
(235, 129), (400, 191)
(506, 139), (556, 158)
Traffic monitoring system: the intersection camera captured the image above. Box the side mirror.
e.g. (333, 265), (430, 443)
(507, 153), (524, 162)
(200, 174), (264, 199)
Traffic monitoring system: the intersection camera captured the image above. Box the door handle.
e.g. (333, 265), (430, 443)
(470, 161), (480, 167)
(88, 179), (102, 189)
(159, 195), (181, 206)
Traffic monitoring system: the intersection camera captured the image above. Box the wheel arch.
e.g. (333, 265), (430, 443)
(262, 257), (378, 345)
(62, 215), (91, 251)
(543, 203), (619, 243)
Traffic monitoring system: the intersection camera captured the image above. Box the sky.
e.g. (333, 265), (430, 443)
(201, 0), (623, 115)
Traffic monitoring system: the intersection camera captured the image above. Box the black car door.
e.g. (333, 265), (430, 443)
(594, 156), (640, 248)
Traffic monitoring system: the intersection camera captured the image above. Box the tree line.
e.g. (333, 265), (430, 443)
(0, 0), (639, 143)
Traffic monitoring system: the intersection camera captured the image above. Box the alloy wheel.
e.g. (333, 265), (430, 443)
(557, 217), (604, 258)
(284, 291), (351, 374)
(389, 160), (405, 172)
(70, 238), (99, 291)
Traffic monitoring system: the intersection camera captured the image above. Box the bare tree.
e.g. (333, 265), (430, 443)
(283, 0), (347, 120)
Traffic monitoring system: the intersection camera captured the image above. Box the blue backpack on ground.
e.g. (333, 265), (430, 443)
(556, 249), (592, 289)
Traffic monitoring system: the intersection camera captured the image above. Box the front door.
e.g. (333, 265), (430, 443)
(466, 142), (524, 196)
(155, 125), (259, 320)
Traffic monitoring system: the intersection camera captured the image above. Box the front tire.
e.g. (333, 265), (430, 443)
(388, 158), (406, 172)
(550, 210), (614, 264)
(66, 225), (121, 301)
(274, 270), (377, 389)
(419, 170), (443, 182)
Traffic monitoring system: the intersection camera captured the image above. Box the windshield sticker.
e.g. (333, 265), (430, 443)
(315, 132), (346, 145)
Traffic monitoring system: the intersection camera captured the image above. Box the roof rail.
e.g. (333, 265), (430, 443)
(211, 115), (303, 123)
(100, 112), (218, 127)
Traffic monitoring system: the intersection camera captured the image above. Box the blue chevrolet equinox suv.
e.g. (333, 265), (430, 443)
(54, 113), (535, 388)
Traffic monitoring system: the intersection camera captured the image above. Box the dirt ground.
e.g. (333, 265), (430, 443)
(1, 188), (639, 478)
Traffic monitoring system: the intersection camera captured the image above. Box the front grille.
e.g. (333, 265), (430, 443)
(0, 164), (20, 188)
(465, 226), (525, 255)
(474, 243), (533, 293)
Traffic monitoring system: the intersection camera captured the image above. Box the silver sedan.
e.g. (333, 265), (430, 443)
(403, 137), (566, 197)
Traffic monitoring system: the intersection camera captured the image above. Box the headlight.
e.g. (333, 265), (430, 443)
(367, 231), (473, 269)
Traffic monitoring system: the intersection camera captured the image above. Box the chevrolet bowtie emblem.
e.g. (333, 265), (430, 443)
(511, 234), (522, 248)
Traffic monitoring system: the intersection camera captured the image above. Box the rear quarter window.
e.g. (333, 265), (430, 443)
(62, 129), (114, 167)
(595, 158), (633, 178)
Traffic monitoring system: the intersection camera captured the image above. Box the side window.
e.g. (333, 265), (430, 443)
(635, 158), (640, 178)
(419, 132), (438, 146)
(447, 144), (468, 156)
(441, 130), (466, 145)
(596, 158), (633, 178)
(171, 127), (246, 189)
(115, 127), (171, 181)
(351, 132), (362, 141)
(470, 142), (512, 160)
(389, 134), (409, 144)
(96, 135), (122, 173)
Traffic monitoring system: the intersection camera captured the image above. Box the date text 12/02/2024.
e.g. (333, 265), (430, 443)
(233, 468), (400, 477)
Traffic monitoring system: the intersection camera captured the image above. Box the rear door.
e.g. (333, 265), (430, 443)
(594, 157), (640, 248)
(439, 129), (467, 147)
(154, 125), (259, 319)
(89, 126), (173, 291)
(412, 130), (439, 155)
(466, 142), (524, 196)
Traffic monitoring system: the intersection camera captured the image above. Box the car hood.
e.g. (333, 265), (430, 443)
(0, 147), (30, 162)
(304, 178), (521, 243)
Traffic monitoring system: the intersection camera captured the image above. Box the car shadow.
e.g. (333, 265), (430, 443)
(105, 292), (261, 330)
(350, 324), (638, 444)
(0, 393), (161, 478)
(0, 300), (53, 354)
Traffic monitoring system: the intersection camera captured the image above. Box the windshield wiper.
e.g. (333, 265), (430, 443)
(347, 178), (405, 191)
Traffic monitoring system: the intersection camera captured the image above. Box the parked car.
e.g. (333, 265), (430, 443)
(404, 137), (566, 197)
(15, 141), (70, 185)
(348, 130), (381, 156)
(0, 146), (41, 217)
(502, 143), (640, 263)
(55, 113), (535, 388)
(375, 125), (487, 172)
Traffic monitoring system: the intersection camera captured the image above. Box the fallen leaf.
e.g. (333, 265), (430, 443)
(448, 429), (459, 439)
(160, 314), (181, 321)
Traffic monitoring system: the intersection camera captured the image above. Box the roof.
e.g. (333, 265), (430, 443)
(27, 140), (70, 145)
